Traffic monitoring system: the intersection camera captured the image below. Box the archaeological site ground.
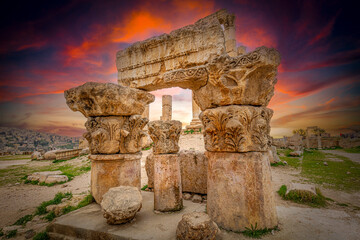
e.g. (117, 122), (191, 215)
(0, 8), (359, 240)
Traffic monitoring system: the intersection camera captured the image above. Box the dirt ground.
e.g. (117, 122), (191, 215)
(0, 133), (359, 240)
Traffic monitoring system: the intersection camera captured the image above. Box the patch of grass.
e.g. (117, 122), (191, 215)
(0, 156), (91, 187)
(24, 179), (67, 187)
(62, 194), (94, 214)
(277, 185), (287, 198)
(35, 192), (72, 215)
(52, 159), (67, 163)
(301, 150), (360, 191)
(0, 228), (3, 237)
(0, 155), (31, 161)
(336, 202), (349, 207)
(271, 161), (286, 167)
(33, 231), (49, 240)
(277, 185), (326, 207)
(44, 211), (56, 221)
(242, 223), (279, 239)
(141, 184), (148, 191)
(5, 229), (17, 238)
(13, 214), (33, 226)
(142, 143), (153, 151)
(343, 146), (360, 153)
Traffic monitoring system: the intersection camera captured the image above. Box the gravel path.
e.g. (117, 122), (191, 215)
(0, 159), (32, 169)
(321, 150), (360, 164)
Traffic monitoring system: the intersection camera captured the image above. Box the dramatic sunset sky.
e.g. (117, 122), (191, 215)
(0, 0), (359, 137)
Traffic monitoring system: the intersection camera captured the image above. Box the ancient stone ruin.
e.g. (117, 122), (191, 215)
(64, 8), (280, 234)
(65, 82), (154, 203)
(148, 120), (183, 212)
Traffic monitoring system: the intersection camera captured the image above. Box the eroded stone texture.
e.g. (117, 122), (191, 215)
(117, 9), (235, 91)
(206, 151), (278, 231)
(101, 186), (142, 225)
(176, 212), (219, 240)
(64, 82), (155, 117)
(90, 153), (141, 203)
(154, 154), (183, 212)
(193, 46), (280, 110)
(200, 105), (273, 152)
(148, 120), (182, 154)
(145, 153), (155, 188)
(178, 150), (207, 194)
(146, 150), (208, 194)
(84, 115), (148, 154)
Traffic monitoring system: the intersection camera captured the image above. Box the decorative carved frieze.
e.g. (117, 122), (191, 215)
(200, 105), (273, 152)
(84, 115), (148, 154)
(148, 120), (182, 154)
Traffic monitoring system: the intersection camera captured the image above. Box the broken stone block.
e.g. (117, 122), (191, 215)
(44, 150), (57, 160)
(101, 186), (142, 225)
(64, 82), (155, 117)
(191, 194), (202, 203)
(90, 153), (141, 203)
(31, 151), (43, 160)
(44, 175), (68, 184)
(193, 47), (280, 110)
(145, 153), (155, 189)
(27, 171), (64, 183)
(269, 146), (280, 163)
(286, 183), (317, 196)
(176, 212), (219, 240)
(206, 151), (278, 231)
(200, 105), (273, 152)
(148, 120), (182, 154)
(84, 115), (148, 154)
(154, 154), (183, 212)
(289, 151), (303, 157)
(178, 150), (207, 194)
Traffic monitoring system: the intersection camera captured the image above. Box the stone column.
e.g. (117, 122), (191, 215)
(185, 92), (203, 132)
(148, 120), (183, 212)
(195, 47), (280, 232)
(161, 95), (172, 121)
(64, 82), (155, 203)
(90, 153), (141, 203)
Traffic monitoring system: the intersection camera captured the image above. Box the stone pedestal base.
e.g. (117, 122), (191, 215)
(154, 154), (183, 212)
(206, 151), (278, 231)
(185, 119), (203, 133)
(90, 153), (141, 203)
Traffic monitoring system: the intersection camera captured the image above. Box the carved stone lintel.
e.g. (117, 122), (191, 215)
(84, 115), (148, 154)
(148, 120), (182, 154)
(200, 105), (273, 152)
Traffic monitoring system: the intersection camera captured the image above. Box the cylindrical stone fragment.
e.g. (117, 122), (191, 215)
(161, 95), (172, 121)
(154, 154), (183, 212)
(206, 151), (278, 231)
(90, 153), (141, 203)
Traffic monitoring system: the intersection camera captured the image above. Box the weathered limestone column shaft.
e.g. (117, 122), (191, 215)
(192, 92), (201, 120)
(161, 95), (172, 121)
(90, 153), (141, 203)
(200, 105), (278, 231)
(153, 154), (183, 212)
(149, 120), (183, 212)
(206, 151), (277, 231)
